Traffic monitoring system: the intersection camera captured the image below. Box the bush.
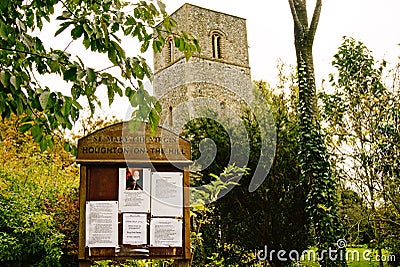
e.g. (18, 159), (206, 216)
(0, 116), (80, 266)
(0, 170), (64, 266)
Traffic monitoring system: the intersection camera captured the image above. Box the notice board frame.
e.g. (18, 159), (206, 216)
(76, 122), (191, 266)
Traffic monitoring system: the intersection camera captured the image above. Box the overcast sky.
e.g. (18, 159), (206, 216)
(163, 0), (400, 84)
(40, 1), (400, 119)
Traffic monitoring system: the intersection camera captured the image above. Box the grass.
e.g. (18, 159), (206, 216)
(300, 247), (394, 267)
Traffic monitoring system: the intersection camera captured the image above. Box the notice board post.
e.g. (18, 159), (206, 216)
(76, 122), (191, 266)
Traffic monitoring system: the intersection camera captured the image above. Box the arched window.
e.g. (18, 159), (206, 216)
(166, 38), (174, 63)
(211, 33), (222, 59)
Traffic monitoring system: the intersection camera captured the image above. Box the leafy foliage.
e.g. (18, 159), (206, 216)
(182, 81), (310, 266)
(297, 58), (344, 267)
(190, 165), (247, 267)
(0, 115), (79, 266)
(321, 36), (400, 266)
(0, 171), (69, 267)
(288, 2), (345, 265)
(216, 82), (310, 267)
(0, 0), (200, 152)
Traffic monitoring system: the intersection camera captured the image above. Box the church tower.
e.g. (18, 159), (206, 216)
(153, 4), (252, 131)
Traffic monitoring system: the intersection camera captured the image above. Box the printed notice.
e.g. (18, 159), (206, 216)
(150, 218), (182, 247)
(123, 213), (148, 245)
(119, 168), (151, 212)
(85, 201), (118, 247)
(151, 172), (183, 217)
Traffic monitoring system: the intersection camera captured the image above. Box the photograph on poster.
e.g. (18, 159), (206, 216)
(119, 168), (151, 213)
(151, 172), (183, 217)
(123, 213), (148, 245)
(150, 218), (182, 247)
(126, 168), (143, 190)
(85, 201), (118, 248)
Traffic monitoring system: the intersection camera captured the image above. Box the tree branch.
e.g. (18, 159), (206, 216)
(288, 0), (304, 35)
(382, 190), (400, 214)
(374, 217), (400, 227)
(308, 0), (322, 43)
(0, 47), (53, 60)
(28, 69), (42, 88)
(59, 0), (79, 20)
(97, 65), (117, 73)
(63, 40), (74, 53)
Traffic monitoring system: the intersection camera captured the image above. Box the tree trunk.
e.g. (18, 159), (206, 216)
(288, 1), (345, 266)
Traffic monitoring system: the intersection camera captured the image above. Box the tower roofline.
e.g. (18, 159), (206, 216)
(170, 3), (246, 21)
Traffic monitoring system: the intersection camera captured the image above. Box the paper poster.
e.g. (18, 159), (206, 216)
(151, 172), (183, 217)
(119, 168), (151, 212)
(85, 201), (118, 247)
(123, 213), (148, 245)
(150, 218), (182, 247)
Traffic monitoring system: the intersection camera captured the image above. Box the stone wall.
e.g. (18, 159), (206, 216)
(153, 4), (253, 130)
(154, 57), (252, 101)
(154, 4), (250, 73)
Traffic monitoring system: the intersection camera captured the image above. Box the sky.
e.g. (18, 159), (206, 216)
(162, 0), (400, 85)
(39, 1), (400, 119)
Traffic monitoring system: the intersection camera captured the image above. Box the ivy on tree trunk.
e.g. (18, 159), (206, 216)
(288, 1), (345, 266)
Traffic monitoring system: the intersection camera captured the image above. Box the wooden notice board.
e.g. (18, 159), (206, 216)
(76, 122), (191, 265)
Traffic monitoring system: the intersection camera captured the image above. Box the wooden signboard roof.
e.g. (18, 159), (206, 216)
(77, 122), (191, 164)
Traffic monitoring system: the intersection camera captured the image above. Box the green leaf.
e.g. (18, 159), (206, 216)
(71, 25), (84, 39)
(113, 83), (123, 96)
(86, 68), (96, 83)
(47, 135), (54, 150)
(174, 37), (180, 48)
(63, 67), (77, 81)
(125, 87), (134, 98)
(141, 40), (150, 53)
(83, 38), (90, 49)
(152, 40), (162, 53)
(108, 48), (117, 64)
(107, 85), (115, 105)
(55, 21), (72, 37)
(64, 141), (71, 152)
(48, 60), (59, 72)
(179, 38), (185, 51)
(125, 16), (136, 26)
(134, 8), (141, 19)
(19, 123), (32, 133)
(139, 103), (150, 119)
(148, 109), (160, 134)
(185, 50), (192, 61)
(157, 0), (166, 14)
(73, 100), (83, 110)
(55, 110), (65, 124)
(39, 138), (47, 152)
(31, 124), (43, 143)
(134, 64), (144, 80)
(20, 116), (33, 123)
(193, 38), (201, 53)
(111, 40), (125, 59)
(128, 119), (142, 132)
(83, 23), (93, 36)
(0, 23), (7, 39)
(0, 0), (9, 12)
(39, 91), (50, 109)
(123, 25), (133, 35)
(154, 100), (162, 113)
(0, 71), (10, 87)
(71, 145), (77, 156)
(10, 75), (17, 89)
(61, 97), (73, 116)
(16, 18), (26, 32)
